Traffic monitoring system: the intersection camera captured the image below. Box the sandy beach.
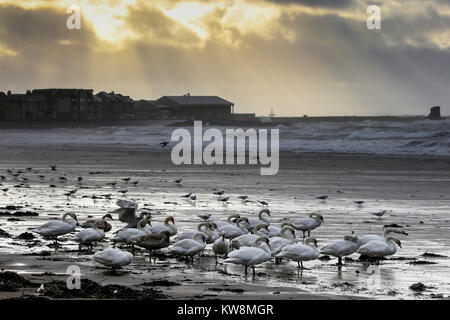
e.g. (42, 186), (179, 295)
(1, 144), (450, 300)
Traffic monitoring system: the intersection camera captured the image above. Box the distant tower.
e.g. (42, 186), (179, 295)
(269, 108), (276, 118)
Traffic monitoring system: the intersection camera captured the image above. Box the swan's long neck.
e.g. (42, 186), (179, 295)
(227, 214), (239, 223)
(193, 233), (204, 243)
(280, 227), (294, 239)
(254, 238), (270, 254)
(137, 219), (147, 230)
(384, 228), (403, 237)
(258, 211), (269, 224)
(198, 223), (209, 232)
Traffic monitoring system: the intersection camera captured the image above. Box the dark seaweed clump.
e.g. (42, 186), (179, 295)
(41, 279), (167, 299)
(0, 272), (34, 292)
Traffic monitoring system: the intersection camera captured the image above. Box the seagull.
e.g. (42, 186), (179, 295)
(354, 201), (365, 205)
(174, 179), (183, 184)
(59, 176), (68, 182)
(26, 167), (33, 172)
(122, 177), (131, 183)
(371, 210), (387, 218)
(218, 196), (230, 202)
(131, 181), (139, 186)
(78, 177), (84, 183)
(118, 190), (128, 195)
(38, 175), (45, 179)
(214, 191), (225, 196)
(50, 164), (57, 171)
(107, 182), (117, 186)
(197, 213), (211, 221)
(190, 195), (197, 201)
(258, 200), (269, 206)
(1, 188), (8, 193)
(159, 141), (170, 148)
(69, 189), (77, 195)
(181, 193), (192, 198)
(238, 195), (248, 200)
(316, 195), (328, 200)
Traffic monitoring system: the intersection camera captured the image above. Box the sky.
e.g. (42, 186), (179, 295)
(0, 0), (449, 116)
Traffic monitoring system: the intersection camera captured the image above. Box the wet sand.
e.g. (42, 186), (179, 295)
(0, 145), (450, 300)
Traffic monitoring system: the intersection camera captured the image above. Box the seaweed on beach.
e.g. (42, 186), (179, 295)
(0, 272), (34, 292)
(421, 252), (447, 258)
(41, 279), (167, 299)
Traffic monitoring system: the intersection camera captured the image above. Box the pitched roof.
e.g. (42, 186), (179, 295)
(157, 95), (233, 106)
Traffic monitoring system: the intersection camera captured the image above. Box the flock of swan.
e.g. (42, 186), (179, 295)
(31, 199), (409, 277)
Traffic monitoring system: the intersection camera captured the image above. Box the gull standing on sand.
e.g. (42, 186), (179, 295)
(276, 237), (320, 269)
(224, 236), (272, 277)
(371, 210), (387, 219)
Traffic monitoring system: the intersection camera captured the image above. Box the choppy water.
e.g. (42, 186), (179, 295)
(0, 118), (449, 156)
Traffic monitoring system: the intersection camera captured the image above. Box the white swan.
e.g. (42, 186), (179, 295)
(81, 214), (113, 232)
(212, 232), (240, 263)
(174, 222), (218, 244)
(112, 218), (151, 249)
(135, 230), (171, 263)
(269, 226), (296, 257)
(73, 221), (105, 251)
(218, 217), (249, 239)
(148, 216), (177, 236)
(114, 199), (148, 230)
(233, 224), (269, 247)
(265, 223), (293, 238)
(358, 228), (408, 246)
(275, 237), (320, 269)
(93, 247), (133, 270)
(320, 234), (359, 265)
(292, 213), (324, 240)
(224, 236), (272, 277)
(169, 232), (206, 262)
(247, 209), (271, 230)
(34, 213), (78, 244)
(357, 237), (402, 264)
(214, 214), (241, 229)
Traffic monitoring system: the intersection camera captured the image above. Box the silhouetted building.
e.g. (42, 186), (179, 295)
(154, 95), (234, 120)
(428, 106), (442, 120)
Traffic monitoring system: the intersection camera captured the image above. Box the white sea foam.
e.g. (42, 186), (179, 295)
(0, 118), (448, 156)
